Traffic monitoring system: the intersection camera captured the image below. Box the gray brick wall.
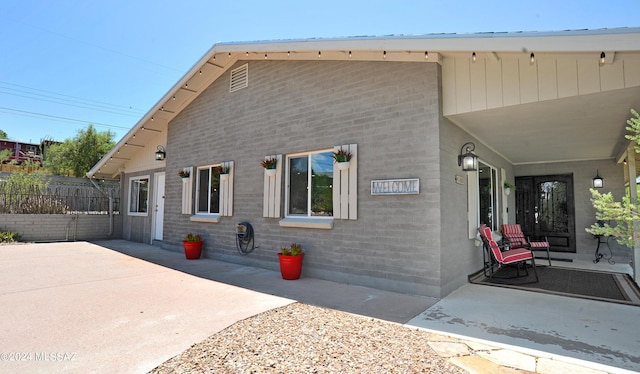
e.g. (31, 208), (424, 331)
(1, 214), (122, 242)
(438, 117), (517, 295)
(162, 60), (445, 297)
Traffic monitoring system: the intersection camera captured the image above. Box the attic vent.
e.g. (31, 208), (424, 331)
(230, 64), (248, 92)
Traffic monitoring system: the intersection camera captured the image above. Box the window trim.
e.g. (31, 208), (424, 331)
(468, 160), (502, 238)
(128, 175), (150, 216)
(194, 164), (222, 216)
(478, 161), (501, 232)
(283, 148), (335, 220)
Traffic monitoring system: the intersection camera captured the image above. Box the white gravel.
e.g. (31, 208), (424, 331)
(149, 302), (467, 373)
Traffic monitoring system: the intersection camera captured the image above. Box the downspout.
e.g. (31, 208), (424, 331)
(89, 178), (113, 236)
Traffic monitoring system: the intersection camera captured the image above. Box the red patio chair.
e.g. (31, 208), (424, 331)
(501, 224), (552, 266)
(478, 225), (538, 282)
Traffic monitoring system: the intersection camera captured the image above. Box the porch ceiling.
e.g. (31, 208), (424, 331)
(447, 86), (640, 166)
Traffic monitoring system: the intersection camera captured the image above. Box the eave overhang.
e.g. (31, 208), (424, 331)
(87, 27), (640, 179)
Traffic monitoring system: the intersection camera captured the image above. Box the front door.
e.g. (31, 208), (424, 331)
(153, 173), (165, 241)
(515, 174), (576, 253)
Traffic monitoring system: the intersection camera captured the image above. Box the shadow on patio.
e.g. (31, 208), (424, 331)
(94, 239), (640, 373)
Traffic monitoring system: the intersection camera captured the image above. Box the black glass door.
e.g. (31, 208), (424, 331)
(515, 174), (576, 253)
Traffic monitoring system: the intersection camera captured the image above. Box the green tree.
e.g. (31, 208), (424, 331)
(0, 170), (49, 193)
(0, 129), (7, 139)
(0, 170), (52, 213)
(587, 109), (640, 247)
(0, 148), (11, 163)
(44, 125), (115, 177)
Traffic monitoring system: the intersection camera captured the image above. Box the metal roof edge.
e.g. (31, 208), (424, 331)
(212, 27), (640, 47)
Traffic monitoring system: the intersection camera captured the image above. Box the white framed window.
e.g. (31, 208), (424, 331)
(128, 176), (149, 216)
(192, 162), (234, 223)
(286, 149), (334, 217)
(467, 160), (501, 238)
(271, 144), (357, 229)
(195, 164), (222, 215)
(478, 161), (501, 232)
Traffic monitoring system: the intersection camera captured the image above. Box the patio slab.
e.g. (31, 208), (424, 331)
(407, 282), (640, 373)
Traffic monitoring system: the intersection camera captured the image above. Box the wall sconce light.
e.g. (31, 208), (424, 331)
(458, 142), (478, 171)
(600, 51), (606, 65)
(592, 170), (604, 188)
(155, 145), (166, 161)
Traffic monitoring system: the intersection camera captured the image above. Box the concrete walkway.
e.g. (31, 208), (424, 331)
(1, 240), (638, 373)
(0, 242), (293, 373)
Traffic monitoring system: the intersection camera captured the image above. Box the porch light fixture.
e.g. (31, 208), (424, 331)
(593, 170), (604, 188)
(458, 142), (478, 171)
(600, 51), (606, 65)
(472, 52), (477, 63)
(155, 145), (166, 161)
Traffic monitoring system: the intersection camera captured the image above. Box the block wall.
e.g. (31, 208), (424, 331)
(1, 214), (122, 242)
(162, 60), (445, 297)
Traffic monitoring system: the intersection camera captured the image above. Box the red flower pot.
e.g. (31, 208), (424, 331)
(183, 241), (203, 260)
(278, 253), (304, 280)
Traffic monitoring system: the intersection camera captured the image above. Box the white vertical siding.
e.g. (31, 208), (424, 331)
(332, 144), (358, 220)
(262, 154), (282, 218)
(220, 161), (234, 216)
(181, 167), (193, 214)
(537, 59), (558, 101)
(443, 53), (640, 116)
(485, 60), (503, 109)
(470, 59), (487, 111)
(519, 57), (539, 104)
(454, 57), (472, 113)
(501, 59), (520, 107)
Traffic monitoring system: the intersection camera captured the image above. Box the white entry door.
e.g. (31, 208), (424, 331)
(153, 173), (165, 241)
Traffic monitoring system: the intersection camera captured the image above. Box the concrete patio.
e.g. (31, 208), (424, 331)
(0, 240), (638, 373)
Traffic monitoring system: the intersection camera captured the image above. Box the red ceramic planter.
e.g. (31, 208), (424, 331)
(183, 241), (203, 260)
(278, 253), (304, 280)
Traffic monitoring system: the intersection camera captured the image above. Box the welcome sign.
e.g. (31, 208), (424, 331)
(370, 178), (420, 195)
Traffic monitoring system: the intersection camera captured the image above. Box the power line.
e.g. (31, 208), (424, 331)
(0, 89), (142, 118)
(0, 106), (132, 131)
(0, 81), (146, 114)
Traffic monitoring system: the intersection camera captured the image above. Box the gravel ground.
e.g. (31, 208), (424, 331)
(149, 303), (466, 373)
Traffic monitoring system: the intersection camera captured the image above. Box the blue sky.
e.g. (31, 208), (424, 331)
(0, 0), (637, 143)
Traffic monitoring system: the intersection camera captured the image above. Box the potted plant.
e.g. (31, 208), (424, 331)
(504, 181), (516, 196)
(183, 233), (203, 259)
(261, 157), (277, 176)
(219, 165), (230, 181)
(332, 148), (352, 170)
(278, 243), (304, 280)
(178, 169), (190, 178)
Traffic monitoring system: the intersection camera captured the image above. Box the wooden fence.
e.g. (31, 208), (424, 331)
(0, 177), (119, 214)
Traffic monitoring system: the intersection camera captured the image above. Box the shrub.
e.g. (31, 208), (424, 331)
(0, 230), (21, 243)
